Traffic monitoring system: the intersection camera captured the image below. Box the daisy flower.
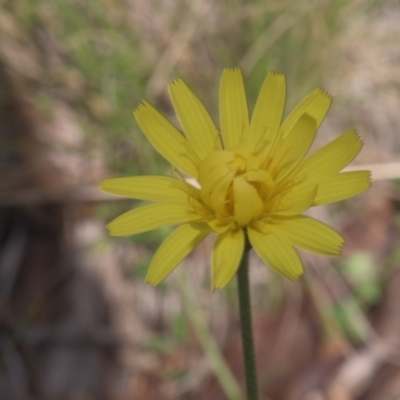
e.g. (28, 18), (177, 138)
(101, 69), (370, 289)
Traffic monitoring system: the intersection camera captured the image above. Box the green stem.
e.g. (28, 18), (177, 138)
(237, 247), (258, 400)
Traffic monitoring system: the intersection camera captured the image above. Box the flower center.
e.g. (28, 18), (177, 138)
(196, 143), (276, 229)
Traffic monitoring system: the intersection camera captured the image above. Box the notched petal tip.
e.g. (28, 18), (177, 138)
(357, 170), (373, 187)
(348, 129), (365, 154)
(223, 67), (242, 73)
(211, 283), (221, 291)
(366, 171), (373, 188)
(106, 224), (116, 236)
(107, 222), (126, 237)
(292, 271), (304, 282)
(327, 233), (346, 256)
(317, 87), (333, 101)
(99, 179), (109, 192)
(133, 100), (149, 115)
(167, 79), (188, 98)
(144, 276), (158, 286)
(280, 267), (304, 282)
(211, 277), (231, 290)
(337, 239), (346, 256)
(133, 101), (159, 122)
(168, 78), (185, 89)
(352, 129), (363, 143)
(301, 112), (318, 124)
(270, 70), (285, 78)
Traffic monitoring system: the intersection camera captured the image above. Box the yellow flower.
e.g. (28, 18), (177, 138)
(101, 69), (370, 289)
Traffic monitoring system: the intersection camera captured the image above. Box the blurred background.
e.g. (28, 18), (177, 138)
(1, 0), (400, 399)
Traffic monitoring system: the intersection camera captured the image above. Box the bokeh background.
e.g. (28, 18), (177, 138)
(1, 0), (400, 399)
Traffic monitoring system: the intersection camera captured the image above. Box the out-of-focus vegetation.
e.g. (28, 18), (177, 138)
(2, 0), (387, 173)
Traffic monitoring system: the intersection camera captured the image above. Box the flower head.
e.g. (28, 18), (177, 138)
(101, 69), (370, 289)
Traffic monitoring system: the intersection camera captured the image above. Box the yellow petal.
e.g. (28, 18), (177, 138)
(233, 176), (263, 226)
(207, 218), (231, 234)
(100, 176), (192, 201)
(270, 216), (345, 255)
(209, 172), (234, 213)
(212, 229), (245, 289)
(107, 201), (202, 236)
(301, 130), (363, 179)
(146, 223), (208, 285)
(248, 72), (286, 151)
(273, 113), (317, 181)
(313, 171), (371, 205)
(169, 79), (221, 159)
(248, 228), (303, 281)
(244, 170), (273, 186)
(219, 68), (249, 149)
(274, 183), (317, 216)
(281, 88), (331, 138)
(200, 165), (234, 206)
(198, 150), (234, 182)
(134, 101), (199, 178)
